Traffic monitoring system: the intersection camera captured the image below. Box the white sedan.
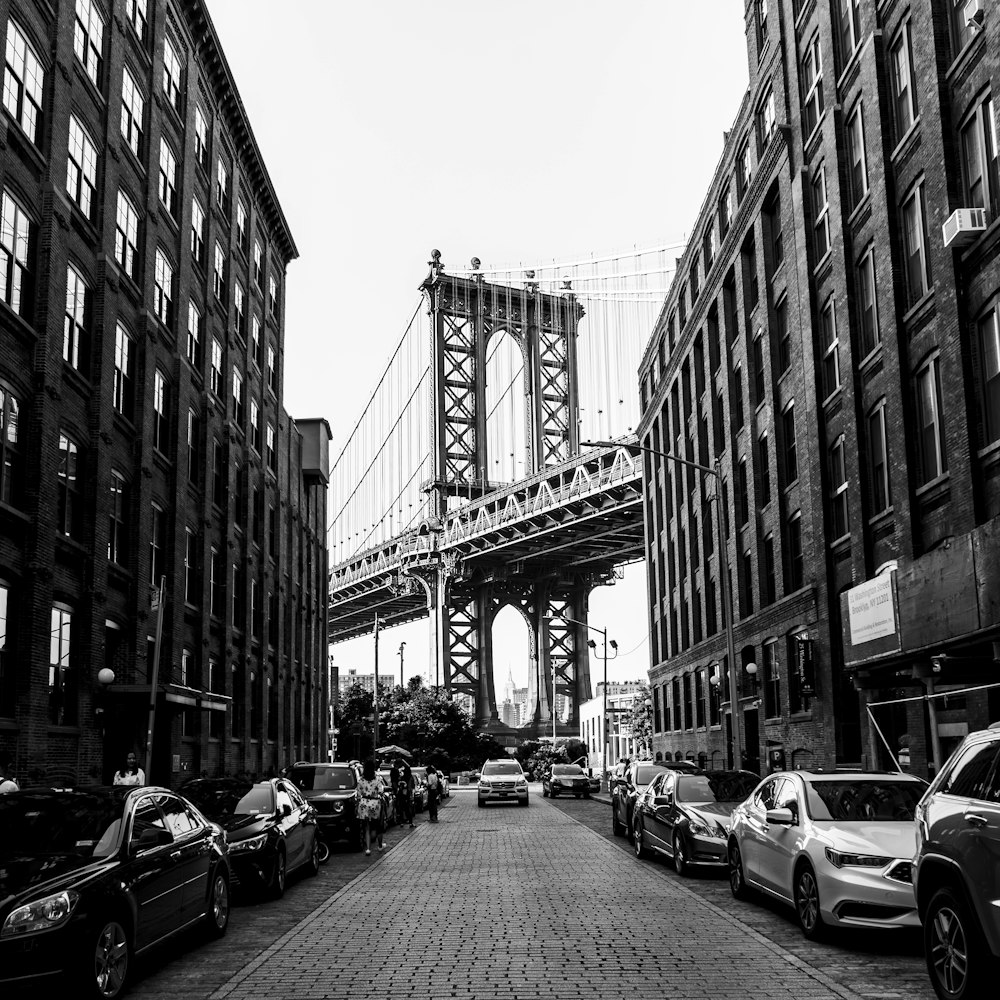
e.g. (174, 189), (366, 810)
(727, 770), (927, 938)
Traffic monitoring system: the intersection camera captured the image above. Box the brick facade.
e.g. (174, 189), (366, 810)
(0, 0), (330, 786)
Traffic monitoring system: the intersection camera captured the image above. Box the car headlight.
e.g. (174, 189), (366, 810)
(479, 780), (490, 788)
(1, 890), (80, 938)
(687, 821), (715, 838)
(329, 802), (344, 814)
(824, 848), (891, 869)
(229, 833), (269, 854)
(551, 778), (562, 785)
(515, 777), (527, 786)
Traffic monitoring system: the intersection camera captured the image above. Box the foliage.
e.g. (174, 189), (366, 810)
(628, 682), (653, 760)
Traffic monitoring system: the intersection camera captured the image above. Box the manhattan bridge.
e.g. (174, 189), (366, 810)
(328, 246), (679, 737)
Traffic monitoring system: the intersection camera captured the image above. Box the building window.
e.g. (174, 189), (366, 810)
(267, 423), (277, 472)
(758, 86), (776, 147)
(737, 457), (749, 526)
(741, 549), (754, 617)
(763, 534), (776, 605)
(713, 388), (725, 455)
(756, 0), (769, 51)
(194, 105), (208, 170)
(209, 658), (224, 737)
(73, 0), (104, 86)
(187, 408), (200, 483)
(126, 0), (147, 41)
(890, 21), (918, 140)
(915, 355), (947, 484)
(703, 225), (716, 272)
(752, 333), (765, 407)
(154, 249), (173, 326)
(838, 0), (861, 61)
(269, 273), (280, 319)
(232, 366), (244, 425)
(234, 281), (246, 339)
(901, 181), (930, 305)
(63, 264), (89, 373)
(812, 165), (830, 260)
(233, 463), (245, 529)
(950, 0), (979, 58)
(211, 338), (223, 396)
(187, 300), (202, 368)
(113, 323), (133, 417)
(802, 34), (824, 138)
(49, 605), (75, 725)
(152, 369), (169, 455)
(857, 247), (880, 356)
(120, 65), (144, 158)
(232, 562), (244, 627)
(1, 189), (35, 317)
(782, 403), (797, 484)
(868, 400), (891, 514)
(821, 297), (839, 399)
(114, 191), (139, 281)
(237, 200), (248, 251)
(184, 528), (197, 604)
(210, 547), (223, 617)
(765, 191), (783, 272)
(254, 240), (264, 291)
(108, 471), (128, 565)
(737, 137), (752, 200)
(961, 94), (998, 216)
(57, 433), (81, 538)
(212, 439), (225, 507)
(251, 315), (262, 368)
(785, 512), (803, 591)
(775, 296), (789, 374)
(0, 584), (13, 716)
(758, 432), (770, 506)
(158, 140), (178, 219)
(162, 36), (182, 112)
(66, 116), (98, 219)
(978, 302), (1000, 446)
(846, 101), (868, 208)
(216, 158), (230, 213)
(149, 503), (167, 586)
(190, 199), (208, 268)
(0, 386), (23, 507)
(719, 185), (732, 238)
(213, 241), (226, 301)
(4, 19), (45, 144)
(733, 365), (744, 428)
(830, 435), (849, 540)
(250, 399), (260, 452)
(763, 640), (780, 719)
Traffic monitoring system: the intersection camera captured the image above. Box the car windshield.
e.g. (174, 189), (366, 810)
(552, 765), (584, 776)
(483, 761), (521, 776)
(0, 791), (127, 860)
(288, 767), (357, 791)
(675, 772), (759, 803)
(634, 764), (663, 786)
(182, 779), (274, 818)
(806, 779), (924, 822)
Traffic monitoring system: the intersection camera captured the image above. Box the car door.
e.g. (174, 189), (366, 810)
(285, 780), (316, 864)
(275, 782), (303, 869)
(741, 777), (780, 884)
(755, 777), (800, 899)
(126, 794), (181, 950)
(647, 772), (674, 851)
(156, 792), (213, 923)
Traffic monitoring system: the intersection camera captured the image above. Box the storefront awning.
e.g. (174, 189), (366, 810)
(106, 682), (231, 711)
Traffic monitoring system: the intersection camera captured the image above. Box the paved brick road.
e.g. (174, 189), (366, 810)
(188, 789), (930, 1000)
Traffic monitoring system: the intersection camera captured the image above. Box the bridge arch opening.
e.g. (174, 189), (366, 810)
(492, 604), (533, 728)
(485, 329), (528, 485)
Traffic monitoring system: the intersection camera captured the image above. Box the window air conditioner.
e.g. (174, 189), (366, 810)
(965, 0), (984, 28)
(942, 207), (987, 247)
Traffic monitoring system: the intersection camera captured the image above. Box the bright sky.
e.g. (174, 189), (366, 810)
(209, 0), (750, 702)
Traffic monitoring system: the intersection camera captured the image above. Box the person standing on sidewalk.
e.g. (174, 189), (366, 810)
(394, 758), (415, 828)
(425, 764), (441, 822)
(357, 758), (385, 856)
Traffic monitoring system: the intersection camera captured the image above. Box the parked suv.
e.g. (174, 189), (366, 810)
(914, 722), (1000, 999)
(478, 759), (529, 807)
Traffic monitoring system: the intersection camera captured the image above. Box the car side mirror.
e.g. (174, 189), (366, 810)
(136, 826), (172, 850)
(765, 807), (795, 826)
(653, 795), (672, 807)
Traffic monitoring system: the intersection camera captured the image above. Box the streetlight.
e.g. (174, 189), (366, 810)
(398, 641), (406, 688)
(544, 613), (618, 788)
(583, 438), (743, 770)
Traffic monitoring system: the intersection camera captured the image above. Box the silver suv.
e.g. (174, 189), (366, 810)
(914, 722), (1000, 999)
(477, 759), (529, 807)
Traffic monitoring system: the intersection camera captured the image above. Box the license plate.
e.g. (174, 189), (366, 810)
(498, 792), (508, 797)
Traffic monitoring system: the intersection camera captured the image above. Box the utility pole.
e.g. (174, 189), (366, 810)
(373, 613), (380, 752)
(145, 576), (166, 782)
(398, 641), (406, 688)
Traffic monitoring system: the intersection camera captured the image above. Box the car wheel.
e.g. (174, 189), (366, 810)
(673, 831), (689, 877)
(633, 818), (647, 860)
(728, 839), (750, 900)
(86, 916), (131, 1000)
(204, 869), (230, 938)
(612, 803), (623, 837)
(925, 886), (995, 1000)
(520, 798), (529, 808)
(306, 834), (320, 877)
(477, 798), (484, 808)
(316, 836), (330, 865)
(794, 862), (825, 939)
(575, 793), (581, 799)
(551, 790), (558, 798)
(269, 846), (287, 899)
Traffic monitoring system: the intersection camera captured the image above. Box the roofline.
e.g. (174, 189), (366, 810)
(183, 0), (298, 266)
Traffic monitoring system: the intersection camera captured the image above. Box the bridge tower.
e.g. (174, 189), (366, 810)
(416, 252), (597, 735)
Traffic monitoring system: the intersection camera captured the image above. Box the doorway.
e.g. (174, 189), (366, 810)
(743, 707), (760, 774)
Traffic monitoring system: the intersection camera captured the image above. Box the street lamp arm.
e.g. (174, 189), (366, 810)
(581, 440), (718, 479)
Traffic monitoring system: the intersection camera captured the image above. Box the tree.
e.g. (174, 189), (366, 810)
(628, 682), (653, 760)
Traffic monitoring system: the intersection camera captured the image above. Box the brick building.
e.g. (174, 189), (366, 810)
(638, 0), (999, 777)
(0, 0), (330, 786)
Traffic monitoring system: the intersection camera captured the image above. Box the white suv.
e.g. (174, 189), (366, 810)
(478, 759), (529, 807)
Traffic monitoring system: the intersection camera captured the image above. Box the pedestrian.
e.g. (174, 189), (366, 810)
(395, 758), (415, 828)
(356, 758), (385, 856)
(113, 751), (146, 786)
(425, 764), (441, 822)
(0, 751), (18, 793)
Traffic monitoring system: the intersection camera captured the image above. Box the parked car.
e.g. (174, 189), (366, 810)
(727, 770), (926, 938)
(587, 772), (601, 794)
(287, 762), (362, 851)
(180, 777), (319, 897)
(632, 769), (759, 874)
(914, 721), (1000, 1000)
(0, 786), (229, 999)
(611, 761), (672, 837)
(478, 759), (529, 807)
(542, 764), (591, 798)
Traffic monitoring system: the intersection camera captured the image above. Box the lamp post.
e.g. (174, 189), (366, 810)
(583, 439), (743, 770)
(398, 641), (406, 688)
(544, 613), (617, 788)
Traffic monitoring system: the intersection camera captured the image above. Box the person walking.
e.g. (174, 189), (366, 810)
(357, 758), (385, 856)
(113, 751), (145, 786)
(394, 758), (415, 828)
(425, 764), (441, 822)
(0, 752), (18, 793)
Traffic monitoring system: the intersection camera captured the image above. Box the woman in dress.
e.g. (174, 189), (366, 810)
(356, 757), (385, 856)
(113, 751), (145, 786)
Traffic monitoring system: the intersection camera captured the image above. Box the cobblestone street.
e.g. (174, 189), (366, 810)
(123, 788), (934, 1000)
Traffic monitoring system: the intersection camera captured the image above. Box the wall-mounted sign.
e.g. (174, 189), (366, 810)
(848, 574), (897, 645)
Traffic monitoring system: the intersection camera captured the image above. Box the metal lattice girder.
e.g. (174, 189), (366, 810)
(446, 592), (480, 701)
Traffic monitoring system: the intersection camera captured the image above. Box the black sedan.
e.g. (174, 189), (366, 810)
(542, 764), (591, 798)
(180, 777), (319, 897)
(632, 769), (760, 875)
(0, 786), (229, 999)
(286, 763), (362, 851)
